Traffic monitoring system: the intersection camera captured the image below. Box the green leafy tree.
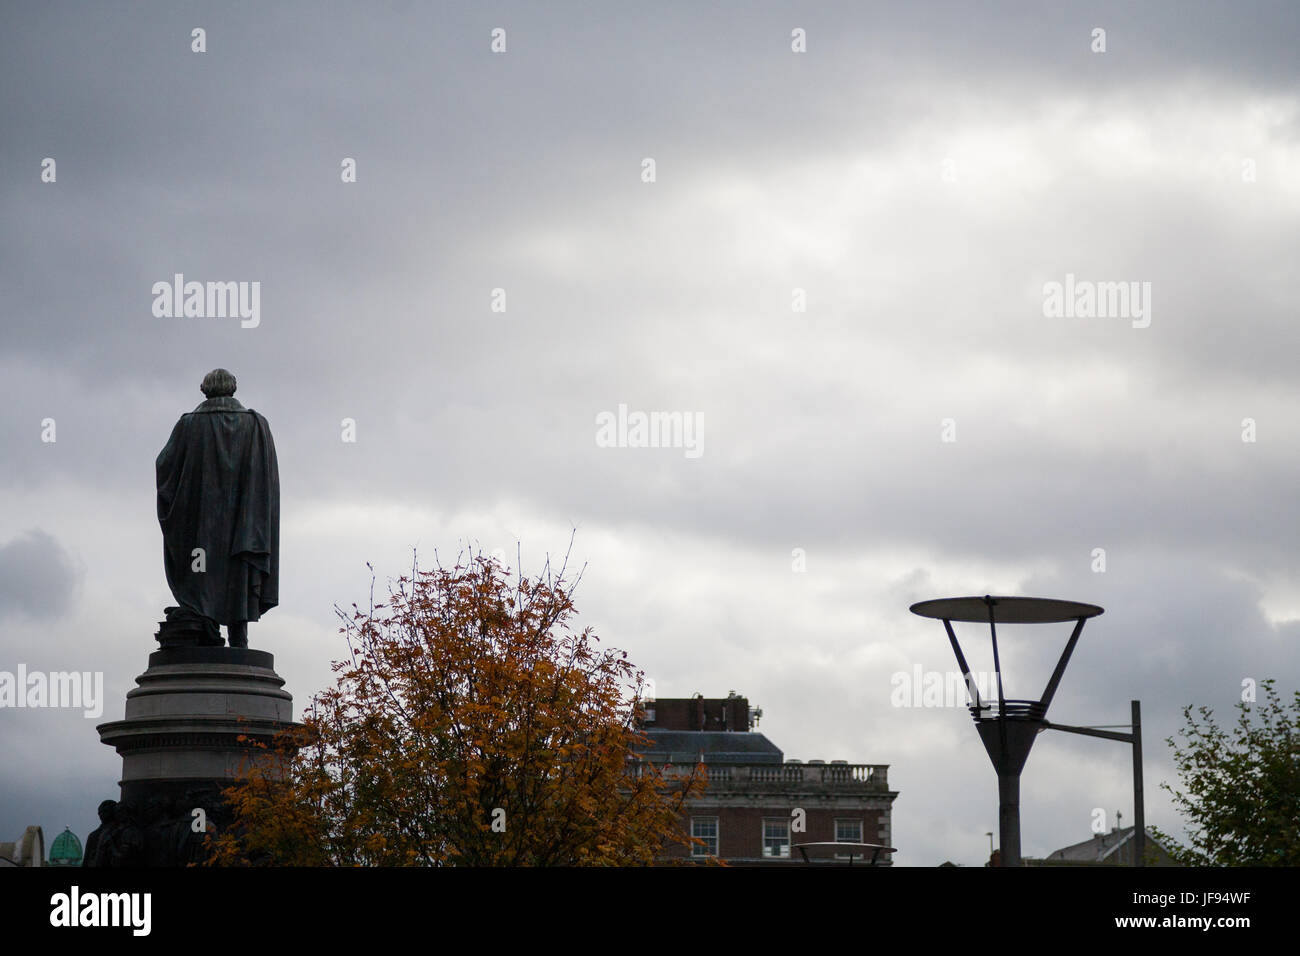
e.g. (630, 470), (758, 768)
(1153, 679), (1300, 865)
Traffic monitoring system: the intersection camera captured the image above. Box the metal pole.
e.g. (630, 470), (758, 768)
(1038, 617), (1087, 713)
(984, 598), (1015, 868)
(985, 597), (1006, 713)
(943, 619), (983, 711)
(998, 772), (1021, 866)
(1132, 700), (1145, 868)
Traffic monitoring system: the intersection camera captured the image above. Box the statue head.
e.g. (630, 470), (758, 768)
(200, 368), (237, 398)
(97, 799), (117, 824)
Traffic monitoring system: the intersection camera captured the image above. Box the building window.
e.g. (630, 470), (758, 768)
(835, 818), (864, 858)
(691, 817), (718, 857)
(763, 819), (790, 858)
(835, 819), (863, 843)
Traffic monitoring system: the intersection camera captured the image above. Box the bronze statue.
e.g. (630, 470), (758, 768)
(83, 799), (116, 867)
(155, 369), (279, 648)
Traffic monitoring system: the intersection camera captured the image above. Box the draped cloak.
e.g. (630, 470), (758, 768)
(156, 396), (279, 625)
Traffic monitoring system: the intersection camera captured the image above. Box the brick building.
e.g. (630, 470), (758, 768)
(638, 692), (897, 865)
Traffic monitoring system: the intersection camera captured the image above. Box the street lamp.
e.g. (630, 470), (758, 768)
(910, 595), (1141, 867)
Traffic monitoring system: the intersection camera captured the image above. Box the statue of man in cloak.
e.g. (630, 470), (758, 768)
(155, 369), (279, 648)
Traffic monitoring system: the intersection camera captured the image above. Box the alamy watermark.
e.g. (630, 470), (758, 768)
(1042, 273), (1151, 328)
(595, 404), (703, 459)
(0, 665), (103, 718)
(152, 273), (260, 328)
(50, 886), (150, 936)
(890, 666), (1011, 709)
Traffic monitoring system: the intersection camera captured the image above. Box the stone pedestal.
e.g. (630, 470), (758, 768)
(90, 646), (300, 866)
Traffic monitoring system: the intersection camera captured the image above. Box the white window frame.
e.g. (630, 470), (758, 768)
(762, 818), (791, 858)
(835, 818), (864, 858)
(691, 816), (718, 858)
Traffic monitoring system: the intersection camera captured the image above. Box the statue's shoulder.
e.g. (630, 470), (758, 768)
(193, 397), (246, 414)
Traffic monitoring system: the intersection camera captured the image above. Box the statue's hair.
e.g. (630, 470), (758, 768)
(200, 368), (237, 398)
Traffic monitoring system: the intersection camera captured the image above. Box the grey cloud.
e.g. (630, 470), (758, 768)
(0, 530), (79, 620)
(3, 1), (1298, 863)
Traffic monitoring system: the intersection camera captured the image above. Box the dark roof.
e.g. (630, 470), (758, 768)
(636, 729), (783, 764)
(1046, 827), (1167, 862)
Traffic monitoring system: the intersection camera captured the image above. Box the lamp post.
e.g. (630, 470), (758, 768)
(910, 595), (1137, 867)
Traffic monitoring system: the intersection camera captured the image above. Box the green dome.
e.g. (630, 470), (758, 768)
(48, 827), (83, 866)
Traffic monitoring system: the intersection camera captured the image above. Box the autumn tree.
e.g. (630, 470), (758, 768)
(210, 548), (704, 865)
(1152, 679), (1300, 866)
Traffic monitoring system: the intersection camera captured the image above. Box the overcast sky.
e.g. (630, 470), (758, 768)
(2, 1), (1298, 866)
